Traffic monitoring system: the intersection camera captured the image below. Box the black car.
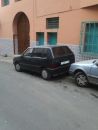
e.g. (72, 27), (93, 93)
(13, 45), (75, 79)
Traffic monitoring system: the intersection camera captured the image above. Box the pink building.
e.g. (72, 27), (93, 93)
(0, 0), (98, 61)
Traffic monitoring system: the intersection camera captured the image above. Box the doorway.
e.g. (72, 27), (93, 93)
(13, 12), (30, 54)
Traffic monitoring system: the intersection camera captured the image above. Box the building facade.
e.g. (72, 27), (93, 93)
(0, 0), (98, 61)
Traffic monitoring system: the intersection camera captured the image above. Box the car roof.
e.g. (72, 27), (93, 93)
(28, 45), (68, 49)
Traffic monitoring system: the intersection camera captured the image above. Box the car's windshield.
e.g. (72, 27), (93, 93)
(52, 46), (72, 58)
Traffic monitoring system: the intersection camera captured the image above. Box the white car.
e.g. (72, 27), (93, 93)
(69, 59), (98, 87)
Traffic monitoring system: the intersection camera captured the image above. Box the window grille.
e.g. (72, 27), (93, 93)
(80, 22), (98, 55)
(46, 17), (59, 29)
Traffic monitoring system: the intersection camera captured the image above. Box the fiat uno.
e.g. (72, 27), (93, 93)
(13, 45), (75, 79)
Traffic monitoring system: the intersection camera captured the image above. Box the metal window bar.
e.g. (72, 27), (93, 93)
(46, 17), (59, 29)
(80, 21), (98, 56)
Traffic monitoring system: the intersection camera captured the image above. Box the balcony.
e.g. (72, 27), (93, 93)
(80, 0), (98, 8)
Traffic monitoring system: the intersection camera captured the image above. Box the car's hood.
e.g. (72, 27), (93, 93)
(73, 59), (97, 66)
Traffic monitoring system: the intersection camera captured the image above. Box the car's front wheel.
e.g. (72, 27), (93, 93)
(41, 69), (51, 80)
(75, 72), (88, 87)
(15, 63), (21, 72)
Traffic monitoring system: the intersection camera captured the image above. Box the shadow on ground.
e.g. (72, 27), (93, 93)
(17, 70), (98, 92)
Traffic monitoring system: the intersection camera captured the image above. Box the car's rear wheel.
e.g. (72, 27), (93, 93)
(41, 69), (51, 80)
(75, 72), (88, 87)
(15, 63), (21, 72)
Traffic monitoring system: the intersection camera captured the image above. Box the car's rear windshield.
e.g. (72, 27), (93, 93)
(52, 46), (72, 58)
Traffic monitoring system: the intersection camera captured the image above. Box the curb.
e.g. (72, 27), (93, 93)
(0, 59), (13, 63)
(0, 56), (13, 64)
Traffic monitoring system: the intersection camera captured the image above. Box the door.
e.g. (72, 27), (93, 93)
(36, 32), (44, 45)
(48, 32), (57, 45)
(20, 48), (43, 72)
(20, 48), (33, 70)
(17, 14), (30, 54)
(30, 48), (49, 73)
(31, 48), (44, 72)
(89, 64), (98, 84)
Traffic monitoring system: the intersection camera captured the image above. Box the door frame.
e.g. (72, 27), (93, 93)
(13, 12), (30, 54)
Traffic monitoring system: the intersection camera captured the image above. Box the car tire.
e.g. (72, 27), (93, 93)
(75, 72), (88, 87)
(41, 69), (51, 80)
(15, 63), (21, 72)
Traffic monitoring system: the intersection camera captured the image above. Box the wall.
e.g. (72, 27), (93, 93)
(0, 0), (98, 60)
(34, 1), (98, 45)
(0, 0), (34, 39)
(36, 0), (80, 17)
(0, 0), (35, 55)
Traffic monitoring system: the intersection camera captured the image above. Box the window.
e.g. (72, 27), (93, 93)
(32, 48), (45, 57)
(36, 32), (44, 46)
(80, 22), (98, 55)
(2, 0), (9, 6)
(32, 48), (52, 58)
(46, 17), (59, 29)
(52, 46), (72, 58)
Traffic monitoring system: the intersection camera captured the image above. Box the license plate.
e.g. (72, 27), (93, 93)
(61, 60), (70, 65)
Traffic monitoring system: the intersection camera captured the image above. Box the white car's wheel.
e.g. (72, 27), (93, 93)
(41, 69), (51, 80)
(75, 72), (88, 87)
(15, 63), (21, 72)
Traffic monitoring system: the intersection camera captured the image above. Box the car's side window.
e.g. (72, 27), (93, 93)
(32, 48), (46, 58)
(31, 48), (52, 59)
(47, 49), (52, 59)
(42, 48), (52, 59)
(41, 49), (47, 58)
(32, 48), (41, 57)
